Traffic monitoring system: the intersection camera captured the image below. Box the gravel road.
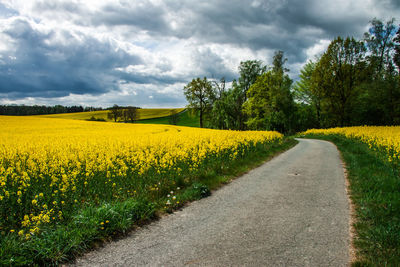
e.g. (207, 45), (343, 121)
(73, 138), (349, 266)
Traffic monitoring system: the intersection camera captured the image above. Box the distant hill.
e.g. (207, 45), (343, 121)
(38, 108), (185, 122)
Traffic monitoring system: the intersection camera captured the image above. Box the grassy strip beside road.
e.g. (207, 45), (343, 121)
(0, 135), (296, 266)
(301, 134), (400, 266)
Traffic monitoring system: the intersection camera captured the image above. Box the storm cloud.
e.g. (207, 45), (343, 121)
(0, 0), (398, 107)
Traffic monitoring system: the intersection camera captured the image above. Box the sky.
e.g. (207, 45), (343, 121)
(0, 0), (399, 108)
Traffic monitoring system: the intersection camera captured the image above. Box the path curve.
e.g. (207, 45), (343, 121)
(73, 139), (349, 266)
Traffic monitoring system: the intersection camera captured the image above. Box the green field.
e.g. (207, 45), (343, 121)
(38, 108), (185, 122)
(138, 109), (200, 127)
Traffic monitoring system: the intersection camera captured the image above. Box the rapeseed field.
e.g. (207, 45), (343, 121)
(0, 116), (282, 240)
(303, 126), (400, 164)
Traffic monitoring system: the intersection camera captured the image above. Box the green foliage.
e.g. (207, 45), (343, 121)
(238, 60), (267, 96)
(209, 81), (247, 130)
(293, 18), (400, 129)
(183, 77), (215, 128)
(209, 60), (267, 131)
(168, 112), (180, 125)
(138, 109), (200, 127)
(86, 116), (106, 122)
(301, 134), (400, 266)
(312, 36), (367, 127)
(243, 51), (295, 134)
(0, 199), (155, 266)
(293, 60), (316, 105)
(180, 183), (211, 200)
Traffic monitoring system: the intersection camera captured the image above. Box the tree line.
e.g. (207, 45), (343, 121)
(106, 104), (141, 122)
(184, 18), (400, 134)
(0, 105), (102, 116)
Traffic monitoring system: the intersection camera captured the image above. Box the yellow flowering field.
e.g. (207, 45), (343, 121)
(0, 116), (282, 239)
(302, 126), (400, 163)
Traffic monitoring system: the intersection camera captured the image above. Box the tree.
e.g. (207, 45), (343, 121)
(394, 26), (400, 73)
(107, 104), (122, 122)
(229, 60), (267, 130)
(362, 19), (399, 125)
(124, 106), (139, 123)
(364, 18), (397, 76)
(238, 60), (267, 98)
(183, 77), (215, 128)
(293, 60), (316, 105)
(243, 51), (294, 133)
(312, 37), (367, 127)
(293, 60), (325, 127)
(209, 82), (244, 130)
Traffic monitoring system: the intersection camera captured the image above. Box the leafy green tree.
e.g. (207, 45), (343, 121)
(293, 60), (324, 127)
(360, 18), (399, 125)
(293, 60), (315, 105)
(234, 60), (267, 130)
(238, 60), (267, 97)
(183, 77), (215, 128)
(243, 51), (294, 133)
(312, 37), (367, 126)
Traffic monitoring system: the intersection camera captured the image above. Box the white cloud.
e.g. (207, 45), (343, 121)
(306, 39), (331, 60)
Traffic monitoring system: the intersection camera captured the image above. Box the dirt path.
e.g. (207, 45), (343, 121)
(72, 139), (349, 266)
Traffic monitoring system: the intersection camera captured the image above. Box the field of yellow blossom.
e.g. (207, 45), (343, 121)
(302, 126), (400, 165)
(0, 116), (282, 242)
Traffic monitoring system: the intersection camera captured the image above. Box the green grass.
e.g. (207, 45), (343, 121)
(137, 109), (200, 127)
(37, 108), (185, 122)
(300, 134), (400, 266)
(0, 137), (297, 265)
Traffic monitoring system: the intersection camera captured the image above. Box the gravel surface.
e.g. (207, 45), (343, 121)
(72, 138), (349, 266)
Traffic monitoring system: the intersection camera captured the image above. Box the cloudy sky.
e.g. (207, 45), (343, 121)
(0, 0), (399, 108)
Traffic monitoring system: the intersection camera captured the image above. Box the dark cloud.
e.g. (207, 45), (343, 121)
(92, 2), (168, 31)
(1, 0), (398, 106)
(76, 0), (396, 64)
(0, 18), (142, 99)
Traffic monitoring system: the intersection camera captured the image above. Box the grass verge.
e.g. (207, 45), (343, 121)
(300, 134), (400, 266)
(0, 138), (297, 266)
